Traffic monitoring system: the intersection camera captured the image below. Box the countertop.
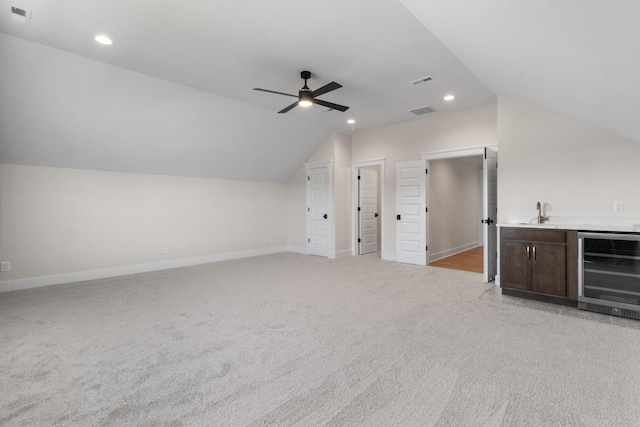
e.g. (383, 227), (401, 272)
(497, 216), (640, 233)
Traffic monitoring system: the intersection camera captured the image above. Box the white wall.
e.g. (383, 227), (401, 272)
(286, 167), (307, 251)
(428, 157), (482, 259)
(352, 104), (497, 258)
(333, 133), (352, 255)
(498, 97), (640, 221)
(0, 164), (287, 289)
(0, 33), (332, 184)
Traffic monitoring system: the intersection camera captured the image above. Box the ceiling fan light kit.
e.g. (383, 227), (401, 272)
(298, 89), (313, 108)
(254, 71), (349, 114)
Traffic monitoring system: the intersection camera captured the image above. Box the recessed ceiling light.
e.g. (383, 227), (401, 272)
(443, 94), (455, 101)
(347, 119), (355, 124)
(95, 35), (113, 45)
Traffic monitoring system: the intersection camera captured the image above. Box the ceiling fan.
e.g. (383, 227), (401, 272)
(253, 71), (349, 114)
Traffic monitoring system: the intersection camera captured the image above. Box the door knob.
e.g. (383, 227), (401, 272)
(323, 214), (327, 219)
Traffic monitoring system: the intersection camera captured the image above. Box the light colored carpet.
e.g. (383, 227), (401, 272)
(2, 252), (640, 426)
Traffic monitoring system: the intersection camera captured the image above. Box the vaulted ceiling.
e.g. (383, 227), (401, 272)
(0, 0), (636, 182)
(400, 0), (640, 144)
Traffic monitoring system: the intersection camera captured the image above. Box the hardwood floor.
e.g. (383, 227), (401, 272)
(429, 246), (483, 274)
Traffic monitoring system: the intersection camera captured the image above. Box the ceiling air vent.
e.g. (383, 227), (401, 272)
(409, 105), (437, 116)
(410, 75), (434, 85)
(11, 6), (31, 24)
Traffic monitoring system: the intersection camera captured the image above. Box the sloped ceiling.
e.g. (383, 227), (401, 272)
(0, 0), (495, 182)
(400, 0), (640, 144)
(7, 1), (632, 183)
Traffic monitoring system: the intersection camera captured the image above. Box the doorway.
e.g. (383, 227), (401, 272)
(357, 166), (381, 255)
(351, 159), (386, 257)
(427, 156), (483, 273)
(422, 146), (498, 282)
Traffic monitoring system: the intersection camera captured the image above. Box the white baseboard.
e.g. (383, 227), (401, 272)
(382, 251), (396, 262)
(429, 241), (481, 263)
(0, 246), (289, 293)
(332, 249), (353, 259)
(286, 245), (308, 255)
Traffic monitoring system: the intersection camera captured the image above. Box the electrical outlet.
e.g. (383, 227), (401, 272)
(613, 201), (624, 213)
(163, 247), (169, 255)
(0, 261), (10, 272)
(180, 245), (186, 253)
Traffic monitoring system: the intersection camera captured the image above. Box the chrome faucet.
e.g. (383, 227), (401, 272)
(536, 201), (548, 224)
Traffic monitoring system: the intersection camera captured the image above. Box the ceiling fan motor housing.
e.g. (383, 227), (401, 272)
(299, 72), (313, 105)
(299, 87), (314, 104)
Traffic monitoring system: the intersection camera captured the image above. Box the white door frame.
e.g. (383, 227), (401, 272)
(421, 145), (498, 282)
(305, 160), (333, 258)
(351, 159), (386, 257)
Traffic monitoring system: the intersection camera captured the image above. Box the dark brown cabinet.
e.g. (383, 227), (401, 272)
(501, 228), (578, 305)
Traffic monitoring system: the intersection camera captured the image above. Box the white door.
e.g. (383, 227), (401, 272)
(396, 160), (427, 265)
(358, 168), (378, 254)
(483, 147), (498, 282)
(308, 166), (330, 257)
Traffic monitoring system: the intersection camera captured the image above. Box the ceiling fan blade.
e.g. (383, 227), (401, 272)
(312, 81), (342, 98)
(314, 99), (350, 112)
(278, 102), (299, 114)
(253, 88), (298, 98)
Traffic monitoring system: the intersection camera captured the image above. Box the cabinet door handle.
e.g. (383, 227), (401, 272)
(527, 246), (530, 259)
(533, 246), (536, 261)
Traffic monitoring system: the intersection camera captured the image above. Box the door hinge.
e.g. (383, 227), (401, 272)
(484, 148), (487, 159)
(425, 168), (428, 174)
(308, 238), (310, 243)
(307, 176), (310, 181)
(358, 238), (361, 243)
(426, 245), (429, 251)
(426, 207), (428, 213)
(358, 207), (361, 211)
(358, 175), (361, 180)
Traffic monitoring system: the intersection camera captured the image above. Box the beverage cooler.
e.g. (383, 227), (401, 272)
(578, 232), (640, 319)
